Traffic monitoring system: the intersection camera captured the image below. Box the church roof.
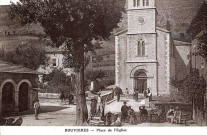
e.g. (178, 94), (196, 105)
(0, 60), (40, 74)
(173, 40), (191, 46)
(187, 1), (207, 37)
(114, 27), (170, 36)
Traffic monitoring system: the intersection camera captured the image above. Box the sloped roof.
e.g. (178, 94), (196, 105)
(173, 40), (191, 46)
(0, 60), (39, 74)
(115, 27), (170, 36)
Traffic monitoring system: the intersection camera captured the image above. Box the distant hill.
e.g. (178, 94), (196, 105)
(0, 5), (44, 37)
(0, 1), (204, 58)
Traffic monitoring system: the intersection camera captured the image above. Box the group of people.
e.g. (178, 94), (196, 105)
(166, 106), (182, 124)
(60, 91), (74, 105)
(121, 102), (137, 125)
(115, 87), (152, 102)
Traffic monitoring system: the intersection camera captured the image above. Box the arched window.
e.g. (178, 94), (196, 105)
(137, 39), (145, 56)
(142, 41), (145, 56)
(137, 0), (140, 7)
(138, 41), (142, 56)
(52, 58), (57, 67)
(133, 0), (136, 7)
(146, 0), (149, 6)
(143, 0), (146, 6)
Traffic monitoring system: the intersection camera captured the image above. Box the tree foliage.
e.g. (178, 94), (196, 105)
(42, 68), (74, 93)
(85, 70), (105, 81)
(10, 0), (125, 69)
(9, 0), (125, 125)
(194, 32), (207, 62)
(0, 43), (47, 70)
(171, 69), (206, 109)
(192, 6), (207, 61)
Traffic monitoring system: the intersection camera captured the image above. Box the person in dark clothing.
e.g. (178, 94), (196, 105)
(121, 102), (129, 123)
(105, 111), (113, 126)
(115, 87), (123, 102)
(134, 89), (139, 101)
(90, 98), (97, 117)
(60, 91), (66, 104)
(139, 106), (148, 123)
(68, 93), (74, 105)
(128, 106), (136, 125)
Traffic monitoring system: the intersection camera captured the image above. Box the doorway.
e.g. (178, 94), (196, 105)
(2, 82), (15, 115)
(19, 82), (29, 112)
(134, 71), (147, 93)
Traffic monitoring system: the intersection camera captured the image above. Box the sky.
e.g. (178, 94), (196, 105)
(0, 0), (18, 5)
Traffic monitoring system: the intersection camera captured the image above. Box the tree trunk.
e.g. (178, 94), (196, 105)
(74, 68), (88, 125)
(72, 43), (88, 125)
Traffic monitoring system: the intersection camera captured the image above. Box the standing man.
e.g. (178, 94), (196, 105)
(97, 93), (102, 115)
(68, 93), (74, 105)
(126, 88), (129, 99)
(34, 100), (41, 120)
(115, 87), (122, 102)
(134, 89), (139, 102)
(121, 102), (129, 123)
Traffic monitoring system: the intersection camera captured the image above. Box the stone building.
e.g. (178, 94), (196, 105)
(38, 45), (73, 76)
(115, 0), (191, 95)
(0, 60), (39, 115)
(187, 0), (207, 125)
(188, 0), (207, 80)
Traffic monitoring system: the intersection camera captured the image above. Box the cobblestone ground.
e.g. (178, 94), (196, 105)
(12, 98), (76, 126)
(9, 96), (198, 126)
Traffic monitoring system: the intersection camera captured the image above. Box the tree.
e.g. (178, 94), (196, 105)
(171, 69), (206, 120)
(9, 0), (125, 125)
(42, 68), (74, 93)
(192, 6), (207, 61)
(0, 43), (47, 70)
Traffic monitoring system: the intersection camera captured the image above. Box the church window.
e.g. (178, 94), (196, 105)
(138, 41), (142, 56)
(52, 58), (57, 67)
(142, 41), (145, 55)
(137, 39), (145, 56)
(133, 0), (136, 7)
(143, 0), (146, 6)
(137, 0), (140, 7)
(146, 0), (149, 6)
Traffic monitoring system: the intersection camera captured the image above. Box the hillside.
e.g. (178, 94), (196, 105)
(0, 5), (44, 36)
(0, 1), (204, 69)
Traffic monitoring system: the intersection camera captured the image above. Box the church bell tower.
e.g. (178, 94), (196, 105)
(125, 0), (158, 95)
(127, 0), (156, 34)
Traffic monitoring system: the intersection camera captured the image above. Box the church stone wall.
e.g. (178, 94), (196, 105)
(128, 9), (156, 34)
(157, 29), (170, 94)
(127, 34), (157, 62)
(115, 33), (127, 90)
(125, 63), (157, 95)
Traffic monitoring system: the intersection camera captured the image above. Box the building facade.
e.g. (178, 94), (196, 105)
(188, 0), (207, 125)
(115, 0), (184, 95)
(0, 60), (39, 115)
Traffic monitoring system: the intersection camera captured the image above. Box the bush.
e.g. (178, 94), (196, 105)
(171, 69), (206, 109)
(42, 68), (74, 93)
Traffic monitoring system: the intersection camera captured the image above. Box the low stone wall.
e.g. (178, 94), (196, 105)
(101, 91), (114, 103)
(38, 93), (60, 99)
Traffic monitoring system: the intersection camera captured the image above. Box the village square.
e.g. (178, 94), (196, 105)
(0, 0), (207, 127)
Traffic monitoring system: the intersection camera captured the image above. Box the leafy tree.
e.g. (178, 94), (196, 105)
(171, 69), (206, 119)
(9, 0), (125, 125)
(42, 68), (74, 93)
(0, 43), (47, 70)
(192, 6), (207, 61)
(86, 70), (105, 81)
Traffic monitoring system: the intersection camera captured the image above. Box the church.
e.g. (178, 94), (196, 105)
(115, 0), (191, 96)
